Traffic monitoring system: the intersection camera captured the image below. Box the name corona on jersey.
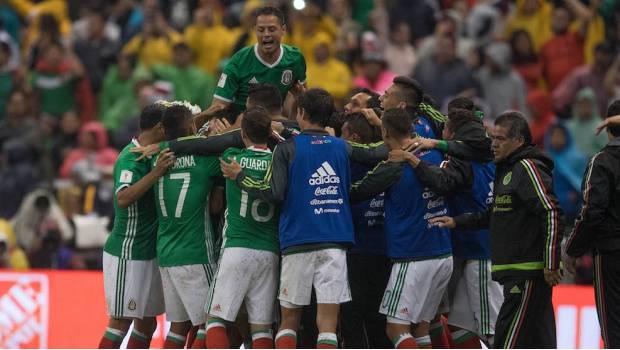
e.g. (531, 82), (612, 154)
(172, 155), (196, 170)
(239, 157), (269, 171)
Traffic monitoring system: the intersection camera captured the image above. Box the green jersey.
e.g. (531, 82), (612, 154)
(104, 139), (158, 260)
(153, 142), (221, 267)
(214, 44), (306, 111)
(222, 147), (279, 253)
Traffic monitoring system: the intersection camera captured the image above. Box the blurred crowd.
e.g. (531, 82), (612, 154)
(0, 0), (616, 281)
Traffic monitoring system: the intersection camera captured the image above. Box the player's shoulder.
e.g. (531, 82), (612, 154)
(116, 142), (141, 164)
(228, 45), (255, 64)
(223, 147), (243, 159)
(282, 44), (305, 61)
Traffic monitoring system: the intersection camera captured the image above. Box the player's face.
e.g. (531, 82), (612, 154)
(344, 93), (370, 115)
(255, 15), (285, 55)
(380, 85), (402, 110)
(491, 125), (524, 162)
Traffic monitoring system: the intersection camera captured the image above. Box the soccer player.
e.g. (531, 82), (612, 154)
(344, 88), (381, 115)
(221, 88), (354, 349)
(154, 104), (221, 348)
(349, 108), (453, 349)
(339, 113), (392, 348)
(379, 76), (446, 138)
(199, 6), (306, 121)
(565, 100), (620, 348)
(431, 112), (562, 348)
(137, 84), (297, 159)
(100, 104), (171, 349)
(204, 108), (279, 349)
(391, 107), (502, 347)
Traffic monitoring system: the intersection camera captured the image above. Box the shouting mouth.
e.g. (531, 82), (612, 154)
(262, 39), (275, 49)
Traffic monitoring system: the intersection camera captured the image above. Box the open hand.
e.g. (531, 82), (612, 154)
(360, 108), (382, 127)
(543, 268), (563, 287)
(220, 157), (242, 180)
(429, 216), (456, 229)
(154, 149), (174, 176)
(131, 144), (161, 161)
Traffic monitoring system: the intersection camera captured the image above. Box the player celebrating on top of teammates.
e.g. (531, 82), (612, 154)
(205, 6), (306, 117)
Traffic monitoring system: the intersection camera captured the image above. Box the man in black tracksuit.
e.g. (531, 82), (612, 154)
(431, 112), (563, 348)
(564, 100), (620, 348)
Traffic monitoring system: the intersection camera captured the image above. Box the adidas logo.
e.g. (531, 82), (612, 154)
(249, 76), (259, 84)
(308, 162), (340, 186)
(213, 304), (222, 311)
(510, 285), (521, 294)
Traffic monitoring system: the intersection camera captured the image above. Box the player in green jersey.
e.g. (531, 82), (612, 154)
(204, 108), (279, 349)
(154, 103), (222, 348)
(195, 6), (306, 129)
(100, 103), (175, 349)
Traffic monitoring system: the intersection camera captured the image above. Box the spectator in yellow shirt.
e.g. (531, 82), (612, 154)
(307, 36), (352, 103)
(0, 219), (29, 270)
(290, 3), (337, 63)
(7, 0), (70, 54)
(122, 12), (181, 68)
(183, 5), (236, 75)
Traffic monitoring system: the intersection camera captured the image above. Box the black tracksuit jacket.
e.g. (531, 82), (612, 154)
(566, 137), (620, 256)
(454, 145), (563, 282)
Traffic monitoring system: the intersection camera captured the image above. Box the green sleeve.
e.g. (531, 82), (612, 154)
(436, 140), (449, 153)
(213, 59), (239, 103)
(296, 53), (307, 84)
(115, 154), (149, 193)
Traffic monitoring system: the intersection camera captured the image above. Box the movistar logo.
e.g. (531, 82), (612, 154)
(309, 162), (340, 186)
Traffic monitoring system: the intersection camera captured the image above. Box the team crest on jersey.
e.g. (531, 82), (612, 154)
(128, 299), (137, 311)
(281, 70), (293, 85)
(503, 171), (512, 185)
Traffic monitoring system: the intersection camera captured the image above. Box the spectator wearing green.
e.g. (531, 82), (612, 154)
(100, 55), (140, 132)
(150, 42), (215, 109)
(30, 41), (83, 118)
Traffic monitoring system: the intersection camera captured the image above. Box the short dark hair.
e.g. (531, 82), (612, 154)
(367, 96), (381, 110)
(448, 97), (475, 112)
(139, 103), (165, 131)
(248, 83), (282, 115)
(162, 104), (192, 140)
(382, 108), (411, 139)
(254, 6), (285, 26)
(392, 76), (423, 107)
(242, 107), (272, 144)
(494, 111), (532, 144)
(298, 88), (335, 127)
(606, 100), (620, 137)
(446, 108), (479, 135)
(344, 112), (381, 143)
(208, 105), (240, 125)
(352, 87), (380, 100)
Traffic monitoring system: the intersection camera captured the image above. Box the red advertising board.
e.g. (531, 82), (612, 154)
(0, 270), (606, 348)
